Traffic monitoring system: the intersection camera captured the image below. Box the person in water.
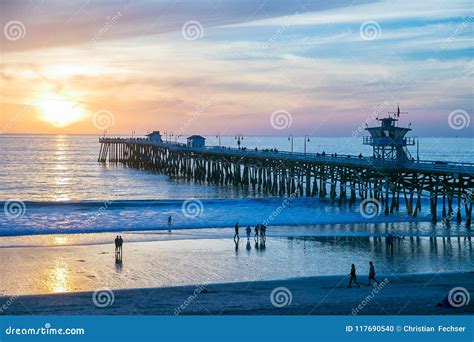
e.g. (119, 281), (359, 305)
(168, 215), (172, 232)
(246, 225), (251, 239)
(234, 222), (240, 241)
(367, 261), (380, 286)
(348, 264), (361, 288)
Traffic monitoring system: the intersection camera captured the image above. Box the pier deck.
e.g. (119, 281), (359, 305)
(98, 137), (473, 225)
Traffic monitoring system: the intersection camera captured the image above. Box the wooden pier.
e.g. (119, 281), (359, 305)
(98, 115), (473, 226)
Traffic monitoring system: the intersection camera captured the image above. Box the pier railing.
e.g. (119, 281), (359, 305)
(99, 137), (474, 175)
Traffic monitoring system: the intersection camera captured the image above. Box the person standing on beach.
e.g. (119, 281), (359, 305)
(348, 264), (361, 288)
(261, 223), (266, 242)
(246, 225), (251, 240)
(386, 233), (394, 249)
(114, 236), (119, 254)
(254, 224), (260, 242)
(118, 236), (123, 254)
(168, 215), (172, 233)
(234, 222), (240, 242)
(367, 261), (380, 286)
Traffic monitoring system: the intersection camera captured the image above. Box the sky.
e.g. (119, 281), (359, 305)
(0, 0), (472, 136)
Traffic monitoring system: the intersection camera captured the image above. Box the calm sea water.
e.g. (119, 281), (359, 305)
(1, 135), (472, 202)
(0, 135), (472, 236)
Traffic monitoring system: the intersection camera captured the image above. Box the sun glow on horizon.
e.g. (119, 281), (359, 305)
(37, 94), (86, 127)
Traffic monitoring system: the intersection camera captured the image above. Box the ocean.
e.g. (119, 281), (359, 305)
(0, 135), (473, 237)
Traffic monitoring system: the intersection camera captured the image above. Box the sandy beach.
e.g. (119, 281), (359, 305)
(0, 230), (473, 315)
(3, 272), (473, 315)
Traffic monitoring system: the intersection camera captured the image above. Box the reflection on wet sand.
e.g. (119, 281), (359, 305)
(287, 235), (473, 274)
(46, 260), (71, 293)
(2, 234), (472, 297)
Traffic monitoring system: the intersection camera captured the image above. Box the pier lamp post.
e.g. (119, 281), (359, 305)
(304, 135), (310, 155)
(288, 135), (294, 153)
(235, 134), (244, 150)
(103, 129), (107, 138)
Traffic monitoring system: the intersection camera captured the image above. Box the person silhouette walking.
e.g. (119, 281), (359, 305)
(234, 222), (240, 243)
(348, 264), (361, 288)
(368, 261), (380, 286)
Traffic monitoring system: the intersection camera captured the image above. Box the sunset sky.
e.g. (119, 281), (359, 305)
(1, 0), (472, 136)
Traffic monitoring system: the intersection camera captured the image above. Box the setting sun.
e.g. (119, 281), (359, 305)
(37, 94), (85, 127)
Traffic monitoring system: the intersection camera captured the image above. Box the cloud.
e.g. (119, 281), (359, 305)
(0, 0), (472, 136)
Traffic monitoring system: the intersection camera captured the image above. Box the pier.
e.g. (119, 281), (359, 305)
(98, 113), (473, 225)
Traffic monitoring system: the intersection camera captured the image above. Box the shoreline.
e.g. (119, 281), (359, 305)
(2, 272), (473, 315)
(1, 223), (471, 249)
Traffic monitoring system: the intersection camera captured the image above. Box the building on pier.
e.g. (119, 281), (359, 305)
(187, 135), (206, 148)
(146, 131), (162, 142)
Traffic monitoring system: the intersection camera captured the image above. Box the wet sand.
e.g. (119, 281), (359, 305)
(1, 232), (472, 296)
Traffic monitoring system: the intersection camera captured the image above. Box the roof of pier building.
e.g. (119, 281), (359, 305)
(187, 135), (205, 140)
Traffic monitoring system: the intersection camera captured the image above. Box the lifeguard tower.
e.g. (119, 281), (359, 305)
(363, 105), (415, 165)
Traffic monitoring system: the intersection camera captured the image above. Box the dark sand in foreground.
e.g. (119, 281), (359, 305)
(3, 272), (473, 315)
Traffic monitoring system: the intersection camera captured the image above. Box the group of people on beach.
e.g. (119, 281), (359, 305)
(234, 222), (267, 243)
(348, 262), (380, 288)
(114, 235), (123, 255)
